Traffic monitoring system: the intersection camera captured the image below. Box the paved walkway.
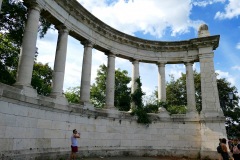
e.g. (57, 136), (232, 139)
(80, 156), (191, 160)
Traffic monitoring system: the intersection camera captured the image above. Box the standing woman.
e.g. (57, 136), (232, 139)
(70, 129), (80, 160)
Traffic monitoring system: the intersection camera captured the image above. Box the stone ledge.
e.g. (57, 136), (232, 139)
(0, 147), (216, 160)
(0, 83), (224, 123)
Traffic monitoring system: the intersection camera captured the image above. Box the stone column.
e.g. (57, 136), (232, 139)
(131, 59), (140, 94)
(130, 59), (140, 110)
(50, 25), (69, 104)
(80, 40), (93, 103)
(14, 4), (41, 97)
(199, 50), (222, 117)
(199, 48), (226, 159)
(157, 63), (166, 102)
(105, 52), (116, 109)
(185, 62), (196, 112)
(0, 0), (2, 12)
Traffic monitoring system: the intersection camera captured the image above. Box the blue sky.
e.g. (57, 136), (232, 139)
(36, 0), (240, 99)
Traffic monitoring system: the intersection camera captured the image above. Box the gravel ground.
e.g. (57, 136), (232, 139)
(78, 156), (194, 160)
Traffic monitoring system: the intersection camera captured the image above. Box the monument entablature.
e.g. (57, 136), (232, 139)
(24, 0), (219, 64)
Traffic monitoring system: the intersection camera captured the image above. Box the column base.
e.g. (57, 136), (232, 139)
(105, 104), (116, 110)
(106, 108), (119, 119)
(158, 107), (170, 118)
(200, 109), (224, 119)
(50, 93), (68, 105)
(81, 101), (95, 110)
(186, 111), (199, 120)
(14, 84), (38, 98)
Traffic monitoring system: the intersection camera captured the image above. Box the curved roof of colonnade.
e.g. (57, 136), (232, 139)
(25, 0), (220, 64)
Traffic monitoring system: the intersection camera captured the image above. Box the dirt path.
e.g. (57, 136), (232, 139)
(81, 156), (193, 160)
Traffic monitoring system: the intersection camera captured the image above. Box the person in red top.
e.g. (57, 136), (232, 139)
(69, 129), (80, 160)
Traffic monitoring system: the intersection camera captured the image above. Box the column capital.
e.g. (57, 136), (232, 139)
(55, 24), (69, 33)
(157, 62), (166, 67)
(27, 2), (42, 12)
(105, 51), (116, 58)
(81, 40), (94, 48)
(130, 59), (139, 64)
(199, 52), (214, 59)
(184, 61), (194, 66)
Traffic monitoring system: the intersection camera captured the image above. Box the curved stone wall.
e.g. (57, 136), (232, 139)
(0, 0), (227, 159)
(0, 84), (224, 159)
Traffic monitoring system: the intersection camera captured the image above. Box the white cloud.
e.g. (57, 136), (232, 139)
(236, 42), (240, 49)
(216, 70), (236, 86)
(215, 0), (240, 19)
(77, 0), (203, 38)
(166, 64), (185, 81)
(192, 0), (225, 7)
(232, 65), (240, 71)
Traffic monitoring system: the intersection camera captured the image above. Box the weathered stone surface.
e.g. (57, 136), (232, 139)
(0, 84), (225, 159)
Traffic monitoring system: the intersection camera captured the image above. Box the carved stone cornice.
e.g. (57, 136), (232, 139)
(22, 0), (220, 64)
(53, 0), (220, 52)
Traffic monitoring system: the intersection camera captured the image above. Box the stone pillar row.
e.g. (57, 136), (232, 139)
(14, 3), (203, 112)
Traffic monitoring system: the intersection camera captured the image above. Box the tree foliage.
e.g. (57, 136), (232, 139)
(0, 0), (53, 96)
(90, 64), (131, 110)
(155, 71), (239, 138)
(65, 86), (81, 104)
(0, 0), (52, 45)
(114, 69), (131, 111)
(0, 34), (19, 85)
(217, 77), (240, 138)
(31, 62), (53, 96)
(130, 77), (151, 124)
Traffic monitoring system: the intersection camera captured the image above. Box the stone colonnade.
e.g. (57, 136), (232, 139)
(14, 2), (221, 117)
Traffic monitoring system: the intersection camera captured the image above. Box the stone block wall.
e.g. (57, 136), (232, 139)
(0, 84), (225, 160)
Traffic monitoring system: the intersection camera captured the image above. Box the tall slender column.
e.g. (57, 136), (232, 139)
(0, 0), (2, 11)
(185, 62), (196, 112)
(14, 4), (41, 97)
(105, 52), (116, 109)
(157, 63), (166, 102)
(199, 51), (222, 117)
(80, 40), (93, 103)
(131, 59), (140, 94)
(50, 25), (69, 100)
(130, 59), (140, 110)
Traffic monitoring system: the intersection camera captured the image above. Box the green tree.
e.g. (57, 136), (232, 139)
(90, 64), (131, 110)
(31, 62), (53, 96)
(130, 77), (151, 124)
(217, 77), (240, 138)
(0, 0), (52, 46)
(0, 34), (19, 85)
(114, 69), (131, 111)
(154, 71), (201, 114)
(0, 0), (53, 96)
(65, 86), (80, 103)
(157, 71), (239, 137)
(90, 64), (107, 108)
